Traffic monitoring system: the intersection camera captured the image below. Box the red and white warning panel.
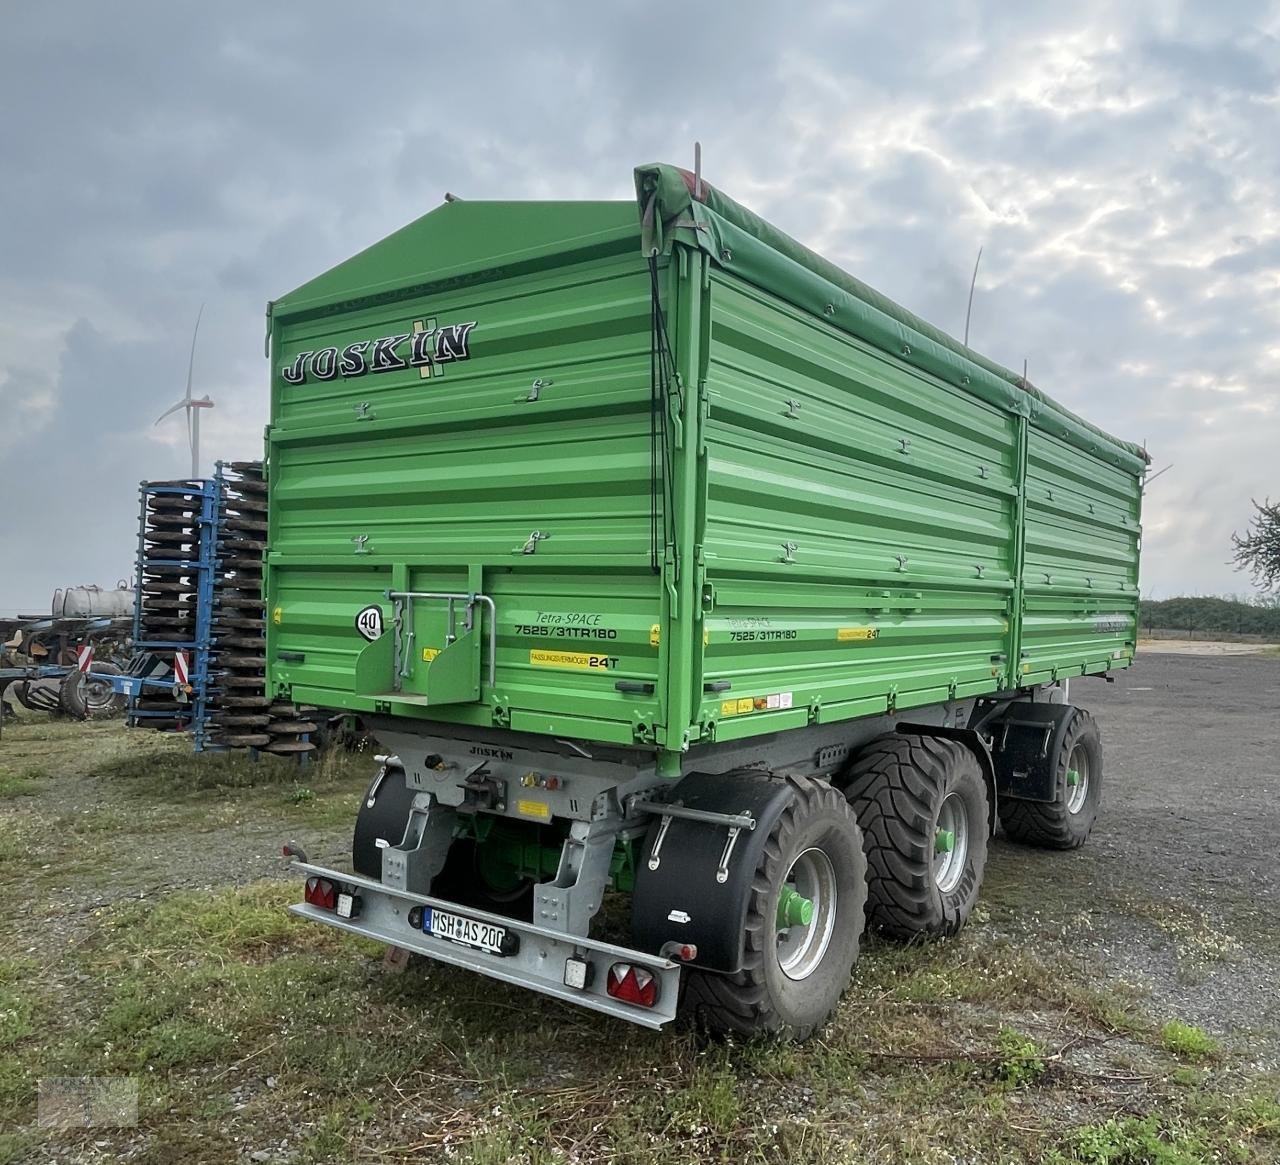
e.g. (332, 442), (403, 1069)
(76, 644), (94, 674)
(174, 649), (190, 688)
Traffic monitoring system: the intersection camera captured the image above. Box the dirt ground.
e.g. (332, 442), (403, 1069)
(1, 651), (1278, 1162)
(986, 650), (1280, 1068)
(1138, 638), (1275, 656)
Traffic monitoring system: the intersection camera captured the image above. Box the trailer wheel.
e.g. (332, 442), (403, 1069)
(999, 709), (1102, 850)
(431, 836), (535, 921)
(843, 734), (988, 940)
(680, 776), (867, 1042)
(59, 664), (125, 720)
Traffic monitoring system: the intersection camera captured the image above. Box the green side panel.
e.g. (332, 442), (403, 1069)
(264, 168), (1146, 760)
(695, 271), (1016, 742)
(634, 162), (1149, 474)
(1017, 428), (1142, 684)
(266, 208), (667, 747)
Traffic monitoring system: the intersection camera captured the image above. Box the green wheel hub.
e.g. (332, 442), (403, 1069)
(776, 886), (814, 929)
(934, 828), (955, 855)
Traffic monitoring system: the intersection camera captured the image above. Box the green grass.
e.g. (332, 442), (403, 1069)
(0, 764), (43, 798)
(1160, 1019), (1221, 1060)
(1, 713), (1278, 1162)
(1054, 1114), (1210, 1164)
(1, 879), (1276, 1163)
(995, 1027), (1046, 1087)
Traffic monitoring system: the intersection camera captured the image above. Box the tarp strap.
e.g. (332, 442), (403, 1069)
(648, 255), (680, 575)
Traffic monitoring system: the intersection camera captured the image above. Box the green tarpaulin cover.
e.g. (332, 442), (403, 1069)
(635, 163), (1149, 475)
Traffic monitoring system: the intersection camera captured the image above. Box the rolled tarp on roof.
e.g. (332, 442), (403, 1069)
(634, 163), (1149, 475)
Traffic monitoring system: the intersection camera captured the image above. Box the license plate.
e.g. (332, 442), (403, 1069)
(423, 907), (509, 956)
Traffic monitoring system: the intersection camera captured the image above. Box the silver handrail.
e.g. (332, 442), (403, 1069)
(384, 590), (497, 688)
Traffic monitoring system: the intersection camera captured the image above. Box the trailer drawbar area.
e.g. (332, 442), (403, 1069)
(268, 163), (1146, 1039)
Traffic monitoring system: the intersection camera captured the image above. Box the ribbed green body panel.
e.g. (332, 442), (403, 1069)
(265, 189), (1142, 762)
(267, 204), (668, 746)
(696, 273), (1018, 740)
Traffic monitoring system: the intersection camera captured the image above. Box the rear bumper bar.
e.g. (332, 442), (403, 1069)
(289, 860), (681, 1029)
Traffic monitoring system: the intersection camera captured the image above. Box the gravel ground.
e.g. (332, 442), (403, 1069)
(10, 651), (1278, 1059)
(984, 650), (1280, 1069)
(1138, 638), (1273, 656)
(3, 653), (1279, 1162)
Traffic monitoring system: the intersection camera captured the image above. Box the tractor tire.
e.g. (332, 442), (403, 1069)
(999, 709), (1102, 850)
(680, 776), (867, 1042)
(843, 734), (988, 940)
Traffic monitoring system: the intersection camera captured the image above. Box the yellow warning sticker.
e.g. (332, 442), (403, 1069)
(517, 799), (551, 821)
(271, 606), (282, 626)
(837, 627), (879, 642)
(530, 649), (618, 671)
(721, 692), (794, 717)
(650, 623), (661, 647)
(421, 647), (440, 662)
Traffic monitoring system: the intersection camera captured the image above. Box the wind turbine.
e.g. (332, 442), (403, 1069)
(155, 304), (214, 479)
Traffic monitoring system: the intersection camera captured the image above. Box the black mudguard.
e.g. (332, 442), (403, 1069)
(352, 763), (416, 879)
(631, 769), (797, 974)
(895, 722), (999, 833)
(980, 701), (1079, 803)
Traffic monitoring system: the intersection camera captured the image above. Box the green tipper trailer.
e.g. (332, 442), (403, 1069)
(270, 163), (1147, 1038)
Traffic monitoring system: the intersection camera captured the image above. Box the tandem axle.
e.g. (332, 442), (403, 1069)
(287, 685), (1102, 1037)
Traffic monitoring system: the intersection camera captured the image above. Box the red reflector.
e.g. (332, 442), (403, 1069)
(304, 876), (337, 910)
(606, 962), (658, 1008)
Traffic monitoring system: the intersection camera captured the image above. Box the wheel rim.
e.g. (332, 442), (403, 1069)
(1066, 744), (1090, 814)
(934, 792), (970, 894)
(83, 679), (118, 716)
(775, 847), (838, 982)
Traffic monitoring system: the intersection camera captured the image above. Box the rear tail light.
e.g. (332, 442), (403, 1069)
(304, 876), (337, 910)
(606, 963), (658, 1008)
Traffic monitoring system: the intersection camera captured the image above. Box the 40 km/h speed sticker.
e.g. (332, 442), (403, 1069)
(355, 605), (384, 642)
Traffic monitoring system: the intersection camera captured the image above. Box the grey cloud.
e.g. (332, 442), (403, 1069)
(2, 1), (1278, 608)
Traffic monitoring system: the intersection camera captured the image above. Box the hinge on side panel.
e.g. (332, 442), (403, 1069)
(670, 373), (685, 449)
(663, 548), (679, 620)
(697, 379), (710, 455)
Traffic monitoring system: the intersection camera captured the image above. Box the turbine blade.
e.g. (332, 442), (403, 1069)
(186, 303), (205, 399)
(154, 398), (190, 424)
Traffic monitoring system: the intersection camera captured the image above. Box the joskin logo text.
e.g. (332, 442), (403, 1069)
(280, 319), (476, 385)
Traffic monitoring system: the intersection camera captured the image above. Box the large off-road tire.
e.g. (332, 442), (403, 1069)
(843, 734), (989, 940)
(999, 709), (1102, 850)
(680, 776), (867, 1042)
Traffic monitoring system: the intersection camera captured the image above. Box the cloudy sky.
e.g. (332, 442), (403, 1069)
(1, 1), (1277, 611)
